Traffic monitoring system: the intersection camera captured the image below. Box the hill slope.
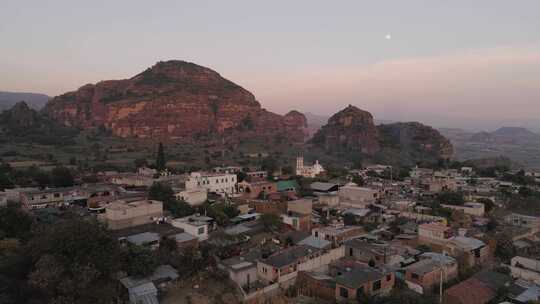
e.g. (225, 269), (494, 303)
(311, 105), (453, 166)
(45, 60), (307, 143)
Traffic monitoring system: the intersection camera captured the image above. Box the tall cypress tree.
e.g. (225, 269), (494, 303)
(156, 142), (166, 171)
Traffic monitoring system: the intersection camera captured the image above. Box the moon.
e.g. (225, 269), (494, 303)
(385, 34), (392, 40)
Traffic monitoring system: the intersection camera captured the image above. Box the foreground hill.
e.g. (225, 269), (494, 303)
(44, 60), (307, 143)
(0, 91), (50, 111)
(311, 105), (453, 166)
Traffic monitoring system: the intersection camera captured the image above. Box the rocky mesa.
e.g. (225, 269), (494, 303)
(44, 60), (307, 142)
(311, 105), (453, 165)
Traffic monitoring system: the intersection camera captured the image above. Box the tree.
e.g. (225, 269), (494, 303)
(26, 219), (123, 303)
(134, 158), (148, 169)
(155, 142), (166, 171)
(477, 198), (495, 213)
(436, 191), (465, 205)
(148, 183), (194, 217)
(352, 175), (365, 186)
(148, 182), (175, 204)
(416, 244), (432, 253)
(519, 186), (533, 197)
(237, 171), (247, 182)
(0, 205), (33, 240)
(123, 244), (159, 277)
(343, 213), (358, 226)
(260, 213), (281, 232)
(494, 231), (515, 263)
(168, 200), (195, 218)
(261, 156), (278, 174)
(223, 204), (240, 218)
(0, 172), (13, 190)
(50, 166), (74, 187)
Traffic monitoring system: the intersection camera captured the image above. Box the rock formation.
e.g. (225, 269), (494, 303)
(44, 60), (307, 142)
(311, 105), (380, 155)
(311, 105), (453, 165)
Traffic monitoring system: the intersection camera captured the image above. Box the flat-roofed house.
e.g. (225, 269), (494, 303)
(335, 265), (395, 301)
(505, 213), (540, 229)
(418, 223), (453, 248)
(257, 245), (323, 283)
(445, 236), (489, 267)
(170, 216), (210, 241)
(102, 199), (163, 230)
(404, 253), (458, 294)
(125, 232), (160, 249)
(237, 180), (277, 199)
(312, 226), (365, 247)
(338, 184), (380, 207)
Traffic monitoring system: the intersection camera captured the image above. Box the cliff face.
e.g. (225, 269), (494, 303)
(44, 60), (306, 142)
(311, 105), (380, 155)
(311, 105), (453, 165)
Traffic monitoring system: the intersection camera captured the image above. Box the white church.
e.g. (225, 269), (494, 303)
(296, 156), (325, 178)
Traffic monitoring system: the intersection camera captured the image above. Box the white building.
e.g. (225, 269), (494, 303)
(185, 172), (237, 196)
(509, 256), (540, 284)
(296, 157), (325, 178)
(174, 188), (207, 206)
(170, 216), (209, 241)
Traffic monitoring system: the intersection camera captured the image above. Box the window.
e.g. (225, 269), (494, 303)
(357, 286), (364, 296)
(198, 227), (205, 235)
(314, 231), (318, 237)
(349, 248), (354, 257)
(54, 193), (60, 198)
(386, 274), (392, 281)
(411, 273), (419, 279)
(373, 280), (381, 291)
(339, 287), (349, 298)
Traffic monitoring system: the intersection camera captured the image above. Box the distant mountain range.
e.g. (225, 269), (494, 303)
(467, 127), (540, 144)
(439, 126), (540, 168)
(0, 91), (50, 111)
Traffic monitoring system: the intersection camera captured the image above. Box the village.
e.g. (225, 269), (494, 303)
(2, 153), (540, 304)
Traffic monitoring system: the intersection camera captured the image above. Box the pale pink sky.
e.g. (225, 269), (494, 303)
(1, 1), (540, 130)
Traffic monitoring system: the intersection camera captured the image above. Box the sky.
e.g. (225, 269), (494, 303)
(1, 0), (540, 131)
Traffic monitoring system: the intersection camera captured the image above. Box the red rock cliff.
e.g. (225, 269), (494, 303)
(44, 60), (306, 142)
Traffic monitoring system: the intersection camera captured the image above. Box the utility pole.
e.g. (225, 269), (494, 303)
(439, 260), (444, 304)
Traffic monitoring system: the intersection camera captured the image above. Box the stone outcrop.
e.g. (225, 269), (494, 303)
(44, 60), (307, 142)
(311, 105), (453, 164)
(378, 122), (454, 162)
(311, 105), (380, 155)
